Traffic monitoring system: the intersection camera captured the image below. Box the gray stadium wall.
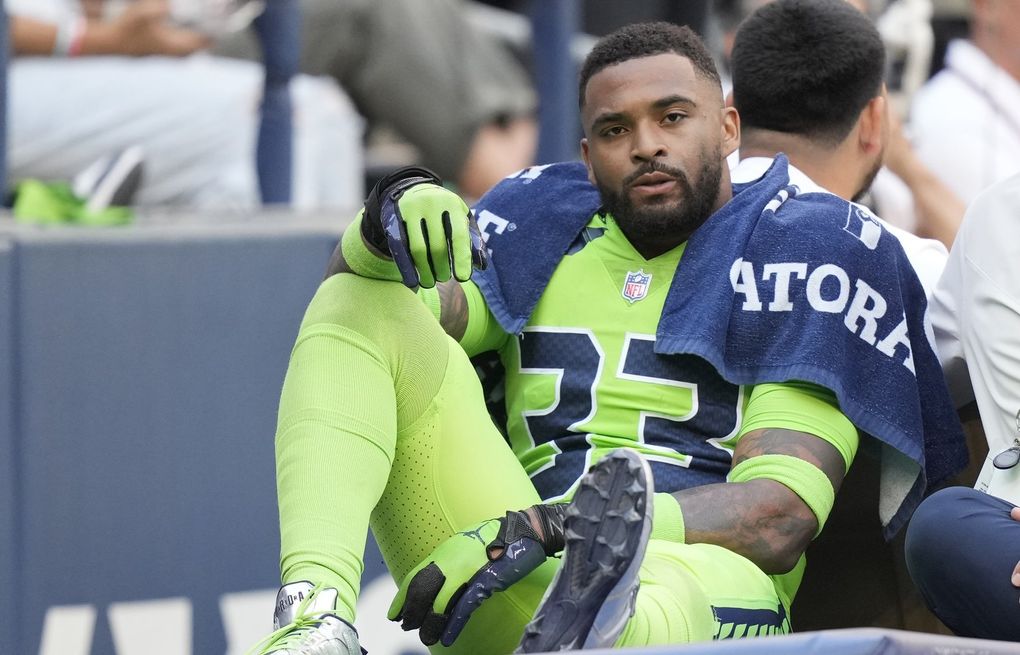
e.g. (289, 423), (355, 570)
(0, 218), (366, 654)
(1, 235), (18, 650)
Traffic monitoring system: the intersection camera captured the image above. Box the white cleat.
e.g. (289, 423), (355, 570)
(251, 581), (364, 655)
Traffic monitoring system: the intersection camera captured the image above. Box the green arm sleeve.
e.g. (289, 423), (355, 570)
(738, 381), (859, 473)
(459, 281), (509, 355)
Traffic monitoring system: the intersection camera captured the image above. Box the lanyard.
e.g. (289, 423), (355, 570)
(946, 63), (1020, 142)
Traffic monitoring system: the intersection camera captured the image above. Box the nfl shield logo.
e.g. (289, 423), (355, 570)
(622, 270), (652, 303)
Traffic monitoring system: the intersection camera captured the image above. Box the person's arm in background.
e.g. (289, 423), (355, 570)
(10, 0), (208, 57)
(883, 113), (966, 248)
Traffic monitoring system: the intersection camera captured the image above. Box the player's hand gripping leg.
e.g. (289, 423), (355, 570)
(388, 503), (567, 647)
(360, 166), (488, 288)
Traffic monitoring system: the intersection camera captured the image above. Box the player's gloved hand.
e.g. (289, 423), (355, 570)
(388, 503), (567, 647)
(361, 166), (488, 288)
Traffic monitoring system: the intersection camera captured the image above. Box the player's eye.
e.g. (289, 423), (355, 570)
(663, 111), (686, 124)
(601, 125), (627, 137)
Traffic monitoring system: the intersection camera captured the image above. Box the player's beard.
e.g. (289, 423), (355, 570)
(597, 153), (723, 254)
(852, 156), (883, 203)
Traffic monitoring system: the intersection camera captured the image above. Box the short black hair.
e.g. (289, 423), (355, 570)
(579, 21), (721, 108)
(731, 0), (885, 145)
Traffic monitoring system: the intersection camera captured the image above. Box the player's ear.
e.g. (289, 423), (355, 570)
(721, 106), (740, 159)
(581, 139), (597, 186)
(858, 94), (886, 157)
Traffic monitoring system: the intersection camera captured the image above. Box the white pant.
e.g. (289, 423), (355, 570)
(9, 54), (363, 210)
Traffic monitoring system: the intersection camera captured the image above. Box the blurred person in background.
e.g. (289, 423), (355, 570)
(7, 0), (363, 211)
(211, 0), (538, 200)
(908, 0), (1020, 206)
(712, 0), (967, 247)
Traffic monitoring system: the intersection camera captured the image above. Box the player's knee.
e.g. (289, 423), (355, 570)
(905, 487), (974, 578)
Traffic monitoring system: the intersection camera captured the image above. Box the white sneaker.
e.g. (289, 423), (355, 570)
(72, 146), (145, 213)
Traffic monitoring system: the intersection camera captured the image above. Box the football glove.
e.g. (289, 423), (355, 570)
(387, 503), (567, 647)
(361, 166), (487, 288)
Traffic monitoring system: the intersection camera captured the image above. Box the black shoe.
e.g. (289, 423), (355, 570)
(516, 449), (653, 652)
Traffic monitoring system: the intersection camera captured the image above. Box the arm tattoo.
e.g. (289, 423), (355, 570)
(437, 280), (469, 341)
(673, 427), (848, 574)
(731, 428), (847, 491)
(324, 241), (352, 279)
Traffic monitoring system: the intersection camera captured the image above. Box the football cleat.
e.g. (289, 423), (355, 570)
(250, 581), (365, 655)
(516, 449), (654, 652)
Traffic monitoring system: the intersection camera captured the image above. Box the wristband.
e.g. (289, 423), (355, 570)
(530, 503), (568, 555)
(339, 210), (403, 282)
(53, 16), (87, 57)
(727, 454), (835, 537)
(362, 166), (443, 253)
(650, 493), (686, 543)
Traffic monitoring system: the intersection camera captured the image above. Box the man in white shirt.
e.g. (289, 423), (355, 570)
(905, 173), (1020, 641)
(7, 0), (363, 210)
(909, 0), (1020, 206)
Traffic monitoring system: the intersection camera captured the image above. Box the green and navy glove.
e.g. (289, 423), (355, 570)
(347, 166), (487, 288)
(388, 503), (567, 647)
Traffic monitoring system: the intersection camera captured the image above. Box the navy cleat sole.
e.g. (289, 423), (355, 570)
(516, 449), (653, 652)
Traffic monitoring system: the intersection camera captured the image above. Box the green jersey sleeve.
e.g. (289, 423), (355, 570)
(739, 381), (859, 472)
(459, 280), (510, 356)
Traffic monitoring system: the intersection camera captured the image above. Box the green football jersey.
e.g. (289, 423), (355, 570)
(463, 213), (748, 500)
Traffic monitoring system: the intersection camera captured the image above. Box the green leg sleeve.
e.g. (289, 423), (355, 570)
(275, 314), (400, 623)
(371, 327), (558, 654)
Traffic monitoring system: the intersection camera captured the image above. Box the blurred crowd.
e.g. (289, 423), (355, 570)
(5, 0), (1017, 243)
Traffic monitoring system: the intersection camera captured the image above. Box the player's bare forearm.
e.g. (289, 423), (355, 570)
(437, 281), (469, 341)
(324, 241), (354, 279)
(671, 427), (847, 574)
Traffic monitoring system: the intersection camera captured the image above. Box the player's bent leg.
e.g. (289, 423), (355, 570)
(619, 541), (790, 646)
(275, 276), (414, 625)
(275, 273), (556, 653)
(905, 486), (1020, 641)
(370, 316), (558, 654)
